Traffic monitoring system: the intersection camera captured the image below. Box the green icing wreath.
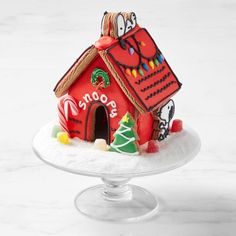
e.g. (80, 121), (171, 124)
(91, 68), (110, 89)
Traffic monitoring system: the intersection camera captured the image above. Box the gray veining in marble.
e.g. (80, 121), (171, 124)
(0, 0), (236, 235)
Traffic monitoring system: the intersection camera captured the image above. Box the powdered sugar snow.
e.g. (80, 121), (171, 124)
(33, 121), (200, 177)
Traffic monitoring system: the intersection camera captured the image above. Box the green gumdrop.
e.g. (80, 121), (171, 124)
(51, 125), (62, 138)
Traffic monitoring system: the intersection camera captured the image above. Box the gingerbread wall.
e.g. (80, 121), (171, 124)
(66, 54), (133, 143)
(63, 54), (154, 145)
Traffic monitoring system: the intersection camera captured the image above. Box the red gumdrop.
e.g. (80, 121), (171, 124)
(94, 36), (117, 50)
(146, 140), (160, 153)
(171, 119), (183, 132)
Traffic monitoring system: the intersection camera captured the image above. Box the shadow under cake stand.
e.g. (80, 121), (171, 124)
(32, 121), (200, 222)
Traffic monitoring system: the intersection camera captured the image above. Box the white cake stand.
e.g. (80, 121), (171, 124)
(32, 121), (200, 222)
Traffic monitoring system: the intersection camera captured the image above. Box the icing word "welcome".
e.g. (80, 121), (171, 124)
(78, 92), (117, 118)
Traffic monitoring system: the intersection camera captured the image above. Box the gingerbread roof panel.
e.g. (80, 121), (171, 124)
(106, 28), (182, 112)
(54, 45), (98, 97)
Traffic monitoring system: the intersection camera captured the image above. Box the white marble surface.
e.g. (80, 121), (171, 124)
(0, 0), (236, 235)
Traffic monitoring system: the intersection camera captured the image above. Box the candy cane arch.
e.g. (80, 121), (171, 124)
(58, 95), (79, 133)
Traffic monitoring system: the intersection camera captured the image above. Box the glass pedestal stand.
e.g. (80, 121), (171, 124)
(33, 121), (200, 222)
(75, 177), (159, 222)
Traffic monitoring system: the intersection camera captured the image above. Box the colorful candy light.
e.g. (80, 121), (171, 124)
(129, 47), (134, 55)
(140, 41), (146, 46)
(154, 58), (159, 66)
(149, 60), (155, 69)
(142, 63), (149, 71)
(138, 68), (144, 76)
(125, 68), (131, 76)
(132, 69), (137, 78)
(157, 54), (164, 63)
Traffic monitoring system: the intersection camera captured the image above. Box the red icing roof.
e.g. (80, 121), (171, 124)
(105, 28), (181, 112)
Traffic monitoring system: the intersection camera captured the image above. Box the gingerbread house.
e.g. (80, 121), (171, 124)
(54, 12), (182, 145)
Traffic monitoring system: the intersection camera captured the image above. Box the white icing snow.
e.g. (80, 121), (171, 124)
(32, 121), (200, 177)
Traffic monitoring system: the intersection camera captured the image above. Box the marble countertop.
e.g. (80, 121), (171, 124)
(0, 0), (236, 235)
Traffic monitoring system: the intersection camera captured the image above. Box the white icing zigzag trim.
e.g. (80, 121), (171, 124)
(110, 123), (138, 155)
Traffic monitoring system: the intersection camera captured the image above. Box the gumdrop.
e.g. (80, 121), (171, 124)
(171, 119), (183, 133)
(93, 139), (108, 151)
(57, 132), (70, 144)
(51, 125), (62, 138)
(146, 140), (160, 153)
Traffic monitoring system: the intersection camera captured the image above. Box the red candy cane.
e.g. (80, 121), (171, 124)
(58, 95), (79, 133)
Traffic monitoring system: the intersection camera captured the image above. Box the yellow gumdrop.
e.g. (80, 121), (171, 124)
(57, 132), (70, 144)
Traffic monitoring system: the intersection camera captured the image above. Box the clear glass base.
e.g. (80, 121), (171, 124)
(74, 178), (159, 222)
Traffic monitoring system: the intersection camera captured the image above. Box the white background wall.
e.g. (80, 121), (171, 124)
(0, 0), (236, 235)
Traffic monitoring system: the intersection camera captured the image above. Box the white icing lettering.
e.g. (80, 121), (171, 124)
(107, 100), (116, 108)
(92, 91), (99, 100)
(83, 93), (92, 103)
(100, 94), (108, 103)
(78, 92), (118, 118)
(110, 109), (117, 118)
(78, 101), (86, 110)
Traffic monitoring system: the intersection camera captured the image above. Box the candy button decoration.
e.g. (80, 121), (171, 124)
(57, 132), (70, 144)
(91, 68), (110, 89)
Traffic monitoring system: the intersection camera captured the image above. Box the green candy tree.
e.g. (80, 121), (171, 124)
(109, 112), (139, 155)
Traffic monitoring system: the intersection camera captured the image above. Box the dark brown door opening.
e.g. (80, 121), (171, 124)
(94, 105), (109, 143)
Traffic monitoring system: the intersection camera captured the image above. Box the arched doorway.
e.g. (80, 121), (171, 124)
(94, 105), (109, 143)
(85, 102), (110, 144)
